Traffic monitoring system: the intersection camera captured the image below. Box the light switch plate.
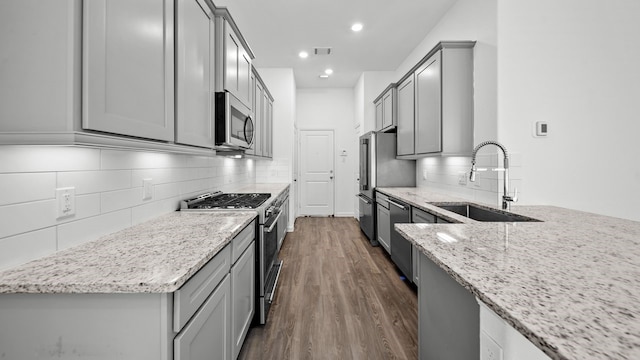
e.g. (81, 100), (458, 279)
(56, 187), (76, 219)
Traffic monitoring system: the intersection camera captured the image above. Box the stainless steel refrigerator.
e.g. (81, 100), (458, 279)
(358, 131), (416, 245)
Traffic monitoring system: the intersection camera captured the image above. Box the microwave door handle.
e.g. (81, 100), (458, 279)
(244, 115), (254, 146)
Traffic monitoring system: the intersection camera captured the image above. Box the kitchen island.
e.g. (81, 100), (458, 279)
(378, 187), (640, 360)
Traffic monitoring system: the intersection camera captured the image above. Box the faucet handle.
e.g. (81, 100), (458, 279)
(512, 187), (518, 203)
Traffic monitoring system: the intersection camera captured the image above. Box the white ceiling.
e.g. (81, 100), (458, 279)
(213, 0), (458, 88)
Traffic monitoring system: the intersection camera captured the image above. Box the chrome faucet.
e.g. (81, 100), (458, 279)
(469, 141), (518, 210)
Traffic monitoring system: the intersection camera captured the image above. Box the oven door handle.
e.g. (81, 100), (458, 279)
(266, 210), (283, 233)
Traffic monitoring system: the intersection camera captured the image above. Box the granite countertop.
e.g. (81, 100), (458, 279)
(0, 183), (291, 294)
(377, 187), (640, 360)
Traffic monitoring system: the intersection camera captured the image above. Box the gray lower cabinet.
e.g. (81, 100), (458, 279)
(0, 220), (256, 360)
(376, 192), (391, 254)
(231, 243), (255, 359)
(175, 275), (231, 360)
(419, 252), (479, 360)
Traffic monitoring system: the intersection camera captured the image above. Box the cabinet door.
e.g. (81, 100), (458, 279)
(374, 100), (383, 131)
(224, 22), (251, 109)
(254, 81), (264, 156)
(83, 0), (174, 141)
(246, 71), (257, 156)
(415, 52), (442, 154)
(376, 204), (391, 254)
(175, 0), (214, 148)
(382, 90), (394, 130)
(231, 244), (255, 360)
(238, 47), (252, 109)
(265, 99), (273, 158)
(175, 275), (231, 360)
(396, 75), (415, 156)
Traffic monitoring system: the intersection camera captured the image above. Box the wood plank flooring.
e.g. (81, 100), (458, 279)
(239, 217), (418, 360)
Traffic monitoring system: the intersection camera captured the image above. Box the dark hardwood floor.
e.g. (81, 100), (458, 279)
(239, 217), (418, 360)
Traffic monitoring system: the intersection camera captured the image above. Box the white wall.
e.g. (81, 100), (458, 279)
(254, 68), (297, 228)
(498, 0), (640, 221)
(297, 88), (357, 217)
(0, 146), (255, 271)
(354, 71), (397, 135)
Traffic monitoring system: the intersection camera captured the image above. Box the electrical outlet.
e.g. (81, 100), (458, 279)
(56, 187), (76, 219)
(143, 178), (153, 200)
(458, 172), (468, 186)
(481, 331), (503, 360)
(422, 170), (428, 180)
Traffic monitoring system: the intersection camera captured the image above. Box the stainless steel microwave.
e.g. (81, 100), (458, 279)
(215, 91), (254, 150)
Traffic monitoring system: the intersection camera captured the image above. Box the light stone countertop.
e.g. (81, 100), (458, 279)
(377, 187), (640, 360)
(0, 183), (290, 294)
(0, 211), (257, 294)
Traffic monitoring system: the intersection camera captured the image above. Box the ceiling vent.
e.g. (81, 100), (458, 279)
(314, 47), (332, 56)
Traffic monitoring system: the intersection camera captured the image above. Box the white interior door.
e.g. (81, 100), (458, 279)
(299, 130), (334, 216)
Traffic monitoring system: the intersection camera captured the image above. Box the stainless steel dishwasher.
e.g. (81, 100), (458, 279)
(389, 198), (412, 280)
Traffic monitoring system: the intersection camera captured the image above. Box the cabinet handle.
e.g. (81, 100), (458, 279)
(387, 199), (407, 210)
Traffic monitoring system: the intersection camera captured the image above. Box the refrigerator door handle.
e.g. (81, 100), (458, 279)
(360, 139), (369, 191)
(357, 194), (372, 205)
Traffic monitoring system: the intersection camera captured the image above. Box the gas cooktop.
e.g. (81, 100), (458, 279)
(181, 192), (271, 210)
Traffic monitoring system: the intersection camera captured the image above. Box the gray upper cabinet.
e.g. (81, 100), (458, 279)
(0, 2), (269, 156)
(396, 75), (415, 156)
(246, 71), (258, 156)
(215, 9), (254, 110)
(264, 95), (274, 158)
(175, 0), (215, 148)
(415, 54), (442, 154)
(374, 85), (396, 132)
(254, 79), (265, 156)
(396, 41), (475, 159)
(83, 0), (175, 142)
(247, 69), (274, 159)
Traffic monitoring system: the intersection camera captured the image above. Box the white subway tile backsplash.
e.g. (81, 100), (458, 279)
(131, 168), (178, 185)
(0, 199), (56, 239)
(101, 188), (144, 213)
(0, 173), (56, 205)
(0, 146), (100, 173)
(155, 182), (180, 200)
(57, 209), (131, 251)
(132, 197), (180, 225)
(417, 156), (500, 207)
(100, 150), (183, 170)
(0, 146), (257, 270)
(57, 170), (131, 195)
(0, 227), (57, 271)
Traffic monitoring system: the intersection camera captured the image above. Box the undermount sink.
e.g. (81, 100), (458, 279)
(431, 203), (541, 223)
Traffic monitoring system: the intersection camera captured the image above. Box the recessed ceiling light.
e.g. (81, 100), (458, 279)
(351, 23), (363, 32)
(324, 68), (334, 75)
(319, 74), (329, 79)
(298, 51), (309, 59)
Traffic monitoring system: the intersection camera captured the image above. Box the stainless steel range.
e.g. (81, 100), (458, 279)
(180, 189), (288, 325)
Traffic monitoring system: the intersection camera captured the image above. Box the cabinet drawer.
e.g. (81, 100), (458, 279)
(376, 192), (389, 208)
(232, 219), (256, 265)
(412, 207), (436, 223)
(174, 245), (231, 332)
